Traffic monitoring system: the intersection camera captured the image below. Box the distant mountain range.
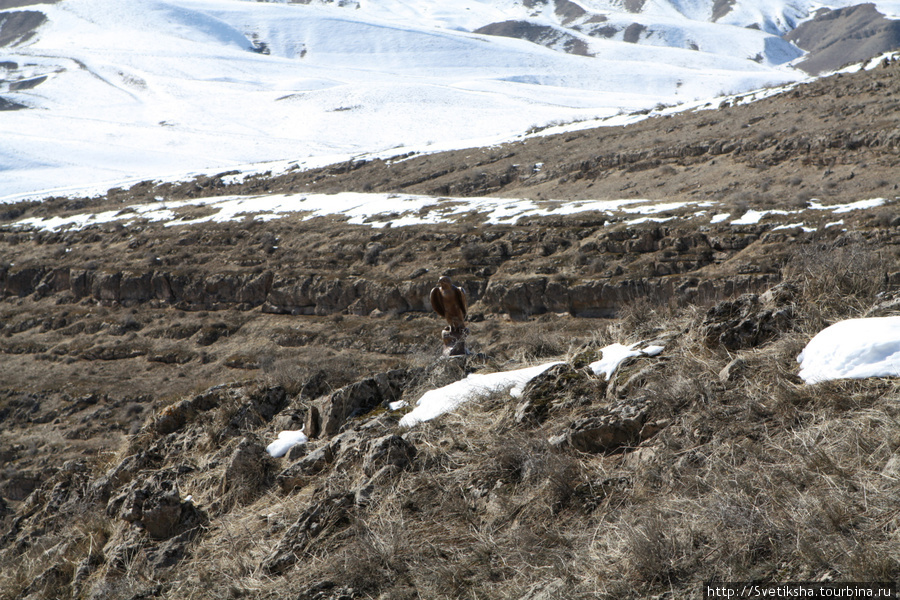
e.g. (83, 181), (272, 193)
(1, 0), (899, 201)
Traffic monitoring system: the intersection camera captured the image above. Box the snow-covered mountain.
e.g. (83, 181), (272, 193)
(1, 0), (899, 202)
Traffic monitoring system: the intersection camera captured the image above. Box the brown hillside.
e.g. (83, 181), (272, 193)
(1, 57), (900, 600)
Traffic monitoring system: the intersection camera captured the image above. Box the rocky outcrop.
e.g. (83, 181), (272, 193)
(362, 434), (416, 476)
(228, 386), (289, 431)
(266, 433), (417, 572)
(263, 492), (356, 575)
(106, 470), (207, 541)
(474, 20), (590, 56)
(785, 3), (900, 75)
(150, 384), (232, 435)
(305, 368), (421, 439)
(263, 275), (434, 316)
(0, 220), (780, 319)
(483, 273), (774, 319)
(0, 10), (47, 48)
(220, 435), (271, 499)
(549, 397), (664, 453)
(702, 283), (797, 350)
(514, 363), (597, 424)
(90, 449), (165, 503)
(0, 470), (42, 501)
(276, 423), (417, 490)
(0, 265), (439, 314)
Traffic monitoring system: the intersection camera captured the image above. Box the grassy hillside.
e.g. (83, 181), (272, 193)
(1, 59), (900, 600)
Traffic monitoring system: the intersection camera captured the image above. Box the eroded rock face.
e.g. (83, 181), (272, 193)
(0, 259), (778, 320)
(784, 3), (900, 75)
(362, 434), (416, 477)
(0, 470), (42, 501)
(229, 386), (288, 430)
(474, 20), (591, 56)
(91, 449), (165, 503)
(275, 421), (418, 493)
(481, 273), (772, 319)
(221, 435), (271, 499)
(151, 385), (229, 435)
(278, 443), (338, 491)
(551, 400), (646, 453)
(0, 10), (47, 48)
(550, 397), (665, 454)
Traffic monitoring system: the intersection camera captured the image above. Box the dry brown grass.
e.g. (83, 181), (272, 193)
(3, 221), (900, 599)
(783, 238), (895, 331)
(116, 273), (897, 599)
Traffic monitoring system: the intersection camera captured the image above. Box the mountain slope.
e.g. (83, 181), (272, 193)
(1, 43), (900, 600)
(2, 0), (899, 203)
(786, 2), (900, 73)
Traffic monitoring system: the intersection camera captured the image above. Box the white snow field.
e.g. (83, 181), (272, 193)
(798, 317), (900, 384)
(2, 0), (897, 203)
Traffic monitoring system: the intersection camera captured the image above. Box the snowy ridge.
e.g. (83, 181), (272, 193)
(4, 0), (897, 202)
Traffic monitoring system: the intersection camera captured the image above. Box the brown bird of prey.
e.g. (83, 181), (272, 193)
(430, 276), (467, 331)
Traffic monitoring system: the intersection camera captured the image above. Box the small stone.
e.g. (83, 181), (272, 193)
(719, 357), (747, 383)
(639, 419), (670, 441)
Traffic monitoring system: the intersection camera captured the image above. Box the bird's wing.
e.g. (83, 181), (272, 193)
(455, 287), (468, 318)
(430, 287), (445, 317)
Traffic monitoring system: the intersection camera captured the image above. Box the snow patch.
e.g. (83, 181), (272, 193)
(589, 343), (663, 380)
(266, 429), (308, 458)
(9, 193), (701, 231)
(798, 317), (900, 384)
(809, 198), (887, 214)
(731, 208), (794, 225)
(399, 362), (563, 428)
(400, 342), (665, 428)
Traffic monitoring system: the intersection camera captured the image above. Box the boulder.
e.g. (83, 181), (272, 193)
(91, 450), (164, 503)
(120, 271), (153, 304)
(228, 385), (288, 430)
(0, 470), (42, 501)
(3, 267), (44, 297)
(550, 397), (659, 454)
(276, 430), (364, 492)
(220, 436), (271, 499)
(514, 363), (595, 424)
(150, 384), (234, 435)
